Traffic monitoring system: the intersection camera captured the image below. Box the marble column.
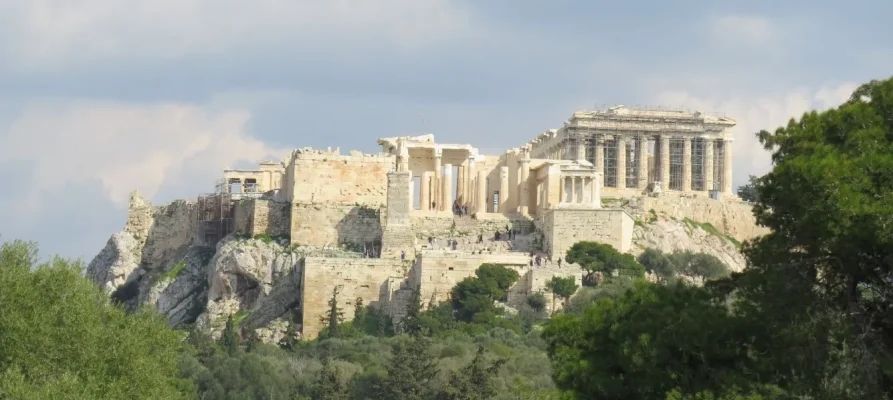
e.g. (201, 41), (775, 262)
(575, 141), (586, 162)
(467, 157), (476, 206)
(595, 137), (604, 185)
(592, 173), (602, 208)
(616, 138), (627, 189)
(456, 164), (466, 204)
(498, 166), (509, 213)
(442, 163), (453, 210)
(433, 153), (442, 210)
(704, 139), (714, 192)
(659, 135), (670, 188)
(420, 171), (431, 211)
(637, 136), (649, 189)
(723, 140), (733, 195)
(575, 177), (583, 203)
(682, 137), (692, 192)
(476, 170), (487, 214)
(519, 158), (530, 214)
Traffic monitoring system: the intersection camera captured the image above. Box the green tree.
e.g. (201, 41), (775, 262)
(374, 336), (440, 400)
(546, 276), (578, 315)
(400, 284), (424, 336)
(437, 345), (506, 400)
(526, 292), (548, 312)
(727, 76), (893, 398)
(0, 240), (193, 399)
(451, 264), (520, 322)
(637, 248), (676, 281)
(313, 357), (349, 400)
(319, 286), (345, 339)
(565, 241), (644, 285)
(219, 315), (240, 356)
(666, 251), (729, 282)
(542, 280), (757, 399)
(735, 174), (763, 202)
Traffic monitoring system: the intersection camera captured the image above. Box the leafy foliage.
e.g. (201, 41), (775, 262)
(565, 241), (644, 284)
(451, 264), (520, 322)
(0, 240), (192, 399)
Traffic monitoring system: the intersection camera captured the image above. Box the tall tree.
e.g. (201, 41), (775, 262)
(735, 175), (763, 202)
(219, 315), (240, 356)
(729, 76), (893, 398)
(319, 286), (345, 339)
(374, 336), (440, 400)
(400, 284), (424, 336)
(545, 276), (578, 315)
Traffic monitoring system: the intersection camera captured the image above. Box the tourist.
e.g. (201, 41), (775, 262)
(400, 250), (406, 260)
(557, 257), (562, 268)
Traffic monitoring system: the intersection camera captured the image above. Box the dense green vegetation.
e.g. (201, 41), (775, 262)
(3, 75), (892, 399)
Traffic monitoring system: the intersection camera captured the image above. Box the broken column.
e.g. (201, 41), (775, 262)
(682, 137), (692, 192)
(498, 166), (509, 213)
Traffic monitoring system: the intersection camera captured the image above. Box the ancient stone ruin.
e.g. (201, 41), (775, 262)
(89, 106), (763, 342)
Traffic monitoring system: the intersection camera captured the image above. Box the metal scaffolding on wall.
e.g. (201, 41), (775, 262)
(646, 136), (658, 184)
(626, 137), (639, 189)
(691, 138), (705, 191)
(603, 136), (618, 188)
(714, 140), (725, 191)
(669, 138), (685, 191)
(197, 192), (235, 246)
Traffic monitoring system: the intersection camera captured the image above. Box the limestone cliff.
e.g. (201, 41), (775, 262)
(88, 191), (764, 341)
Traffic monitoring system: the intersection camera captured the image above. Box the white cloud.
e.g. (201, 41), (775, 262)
(0, 0), (476, 69)
(652, 82), (859, 188)
(0, 99), (290, 212)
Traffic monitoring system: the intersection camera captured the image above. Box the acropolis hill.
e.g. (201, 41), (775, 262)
(88, 106), (767, 341)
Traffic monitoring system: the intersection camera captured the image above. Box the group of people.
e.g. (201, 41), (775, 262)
(494, 225), (517, 241)
(452, 200), (471, 216)
(427, 237), (459, 251)
(528, 251), (562, 268)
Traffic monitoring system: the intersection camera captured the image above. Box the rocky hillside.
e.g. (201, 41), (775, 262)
(88, 192), (763, 340)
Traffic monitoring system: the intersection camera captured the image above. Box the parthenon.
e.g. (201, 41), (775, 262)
(525, 106), (735, 196)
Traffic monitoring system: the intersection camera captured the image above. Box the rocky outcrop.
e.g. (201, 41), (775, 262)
(87, 232), (142, 294)
(631, 219), (747, 272)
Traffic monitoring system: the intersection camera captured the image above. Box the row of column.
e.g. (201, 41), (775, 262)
(414, 153), (477, 212)
(558, 175), (600, 207)
(571, 135), (733, 194)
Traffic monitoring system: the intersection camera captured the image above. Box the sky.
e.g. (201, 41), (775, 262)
(0, 0), (891, 261)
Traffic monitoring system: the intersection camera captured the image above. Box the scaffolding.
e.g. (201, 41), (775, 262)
(626, 137), (639, 189)
(714, 140), (725, 191)
(197, 192), (235, 246)
(691, 138), (705, 191)
(669, 138), (685, 191)
(603, 136), (617, 188)
(584, 135), (600, 167)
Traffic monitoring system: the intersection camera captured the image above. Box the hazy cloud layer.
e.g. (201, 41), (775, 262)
(0, 1), (890, 259)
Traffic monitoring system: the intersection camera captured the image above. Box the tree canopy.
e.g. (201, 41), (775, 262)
(0, 240), (192, 399)
(565, 241), (644, 284)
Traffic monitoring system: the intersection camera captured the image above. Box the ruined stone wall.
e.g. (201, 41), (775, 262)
(301, 257), (406, 339)
(290, 204), (383, 247)
(409, 214), (535, 239)
(124, 192), (198, 268)
(544, 208), (633, 258)
(288, 151), (393, 206)
(233, 199), (291, 238)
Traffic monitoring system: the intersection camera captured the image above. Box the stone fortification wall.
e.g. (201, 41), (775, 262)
(301, 257), (406, 339)
(233, 199), (291, 238)
(543, 208), (633, 258)
(614, 195), (769, 242)
(288, 148), (393, 206)
(381, 171), (415, 257)
(290, 203), (383, 247)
